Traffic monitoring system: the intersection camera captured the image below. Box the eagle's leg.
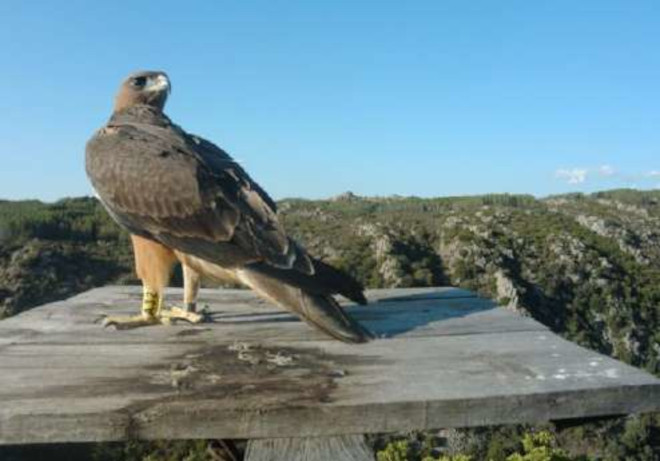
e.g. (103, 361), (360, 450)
(101, 284), (166, 329)
(98, 236), (188, 328)
(183, 263), (201, 312)
(101, 236), (173, 328)
(162, 263), (204, 324)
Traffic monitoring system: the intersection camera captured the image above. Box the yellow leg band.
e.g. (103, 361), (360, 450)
(142, 288), (161, 318)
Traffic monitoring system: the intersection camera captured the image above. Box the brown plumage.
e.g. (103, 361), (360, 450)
(86, 70), (371, 343)
(130, 235), (204, 311)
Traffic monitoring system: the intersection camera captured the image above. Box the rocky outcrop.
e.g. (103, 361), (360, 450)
(0, 240), (132, 319)
(1, 190), (659, 375)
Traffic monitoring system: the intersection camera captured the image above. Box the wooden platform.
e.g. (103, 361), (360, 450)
(1, 286), (658, 446)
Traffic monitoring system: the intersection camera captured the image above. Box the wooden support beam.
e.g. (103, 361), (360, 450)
(245, 435), (374, 461)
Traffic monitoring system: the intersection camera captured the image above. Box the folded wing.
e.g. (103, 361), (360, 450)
(86, 116), (370, 342)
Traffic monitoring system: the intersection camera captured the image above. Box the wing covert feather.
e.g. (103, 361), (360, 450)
(86, 124), (239, 242)
(85, 118), (307, 271)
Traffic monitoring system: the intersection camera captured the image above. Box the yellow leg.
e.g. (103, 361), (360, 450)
(142, 286), (161, 318)
(102, 285), (163, 329)
(103, 284), (204, 329)
(162, 264), (204, 323)
(183, 263), (201, 312)
(155, 264), (205, 323)
(101, 236), (204, 329)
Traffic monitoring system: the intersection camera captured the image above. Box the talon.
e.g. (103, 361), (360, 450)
(100, 308), (206, 330)
(100, 312), (159, 330)
(94, 315), (108, 325)
(164, 306), (205, 324)
(99, 289), (206, 330)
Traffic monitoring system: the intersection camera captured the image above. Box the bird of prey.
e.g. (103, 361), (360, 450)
(86, 70), (372, 343)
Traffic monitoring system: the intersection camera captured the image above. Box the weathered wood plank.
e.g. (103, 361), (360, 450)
(0, 286), (543, 346)
(0, 286), (658, 445)
(244, 435), (374, 461)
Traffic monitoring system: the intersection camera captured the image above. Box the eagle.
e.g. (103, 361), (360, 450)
(86, 70), (372, 343)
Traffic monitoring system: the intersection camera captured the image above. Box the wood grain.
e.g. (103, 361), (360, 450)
(0, 286), (658, 445)
(245, 435), (374, 461)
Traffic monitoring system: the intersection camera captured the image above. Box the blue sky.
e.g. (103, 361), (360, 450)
(0, 1), (659, 201)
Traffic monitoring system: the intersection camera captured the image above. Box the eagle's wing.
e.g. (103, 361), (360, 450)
(86, 120), (308, 273)
(181, 133), (367, 304)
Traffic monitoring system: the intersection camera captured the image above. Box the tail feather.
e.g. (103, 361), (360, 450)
(246, 258), (368, 305)
(312, 258), (367, 305)
(237, 268), (372, 344)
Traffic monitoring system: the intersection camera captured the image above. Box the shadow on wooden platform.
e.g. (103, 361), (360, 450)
(203, 289), (495, 339)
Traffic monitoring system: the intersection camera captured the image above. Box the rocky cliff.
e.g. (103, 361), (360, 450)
(1, 190), (659, 459)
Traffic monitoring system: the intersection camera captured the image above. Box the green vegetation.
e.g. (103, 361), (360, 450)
(0, 197), (134, 319)
(506, 432), (572, 461)
(1, 189), (659, 459)
(374, 416), (659, 460)
(0, 197), (128, 244)
(375, 429), (578, 461)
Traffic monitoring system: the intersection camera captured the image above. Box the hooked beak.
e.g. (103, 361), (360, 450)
(147, 74), (171, 94)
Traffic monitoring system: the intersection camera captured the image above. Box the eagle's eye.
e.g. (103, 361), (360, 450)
(132, 76), (147, 88)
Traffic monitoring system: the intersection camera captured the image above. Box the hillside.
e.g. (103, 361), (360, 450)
(1, 191), (659, 374)
(0, 197), (135, 319)
(1, 190), (659, 459)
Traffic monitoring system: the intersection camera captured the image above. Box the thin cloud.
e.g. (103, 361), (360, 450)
(555, 168), (588, 184)
(554, 165), (660, 187)
(598, 165), (616, 177)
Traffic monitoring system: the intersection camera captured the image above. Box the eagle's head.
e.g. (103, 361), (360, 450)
(114, 70), (171, 113)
